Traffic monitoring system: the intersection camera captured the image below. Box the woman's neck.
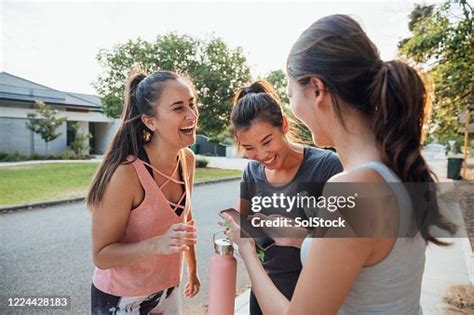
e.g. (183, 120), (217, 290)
(332, 118), (382, 171)
(270, 142), (304, 176)
(144, 139), (180, 175)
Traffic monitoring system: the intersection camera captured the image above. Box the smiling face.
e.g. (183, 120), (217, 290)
(143, 78), (198, 150)
(236, 119), (291, 170)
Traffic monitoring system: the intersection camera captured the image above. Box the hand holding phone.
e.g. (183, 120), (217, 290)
(219, 208), (274, 250)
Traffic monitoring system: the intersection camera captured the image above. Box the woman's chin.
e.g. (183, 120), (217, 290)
(181, 135), (196, 148)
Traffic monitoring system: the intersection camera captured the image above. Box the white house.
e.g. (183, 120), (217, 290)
(0, 72), (118, 155)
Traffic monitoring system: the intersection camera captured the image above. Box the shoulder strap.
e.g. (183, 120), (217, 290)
(354, 161), (401, 182)
(127, 156), (156, 192)
(355, 161), (415, 236)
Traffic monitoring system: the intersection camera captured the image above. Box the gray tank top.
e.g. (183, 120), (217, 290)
(300, 161), (426, 314)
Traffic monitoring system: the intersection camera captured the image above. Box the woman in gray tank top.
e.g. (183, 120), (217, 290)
(222, 14), (456, 314)
(230, 80), (342, 315)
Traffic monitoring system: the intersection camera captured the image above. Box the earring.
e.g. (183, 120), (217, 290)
(142, 129), (151, 142)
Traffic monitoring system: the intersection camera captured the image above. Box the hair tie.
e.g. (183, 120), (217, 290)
(371, 60), (385, 73)
(242, 86), (253, 95)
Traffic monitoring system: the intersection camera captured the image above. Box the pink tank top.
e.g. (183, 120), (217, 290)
(92, 153), (190, 296)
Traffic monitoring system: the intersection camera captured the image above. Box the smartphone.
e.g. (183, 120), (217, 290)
(219, 208), (275, 251)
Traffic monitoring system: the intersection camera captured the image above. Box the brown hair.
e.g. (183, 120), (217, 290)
(231, 80), (301, 145)
(286, 14), (456, 244)
(86, 70), (184, 208)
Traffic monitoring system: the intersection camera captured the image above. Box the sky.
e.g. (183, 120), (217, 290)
(1, 0), (438, 95)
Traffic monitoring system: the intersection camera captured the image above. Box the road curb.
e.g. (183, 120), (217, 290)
(194, 176), (240, 186)
(234, 289), (251, 314)
(0, 197), (86, 213)
(0, 177), (241, 213)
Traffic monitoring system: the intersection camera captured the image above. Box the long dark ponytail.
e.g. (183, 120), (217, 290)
(287, 14), (456, 244)
(86, 70), (179, 208)
(369, 60), (456, 244)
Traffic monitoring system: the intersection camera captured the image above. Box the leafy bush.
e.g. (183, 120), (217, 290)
(30, 153), (46, 160)
(0, 152), (9, 160)
(69, 122), (92, 158)
(0, 152), (27, 162)
(196, 157), (209, 168)
(0, 151), (86, 161)
(30, 153), (61, 160)
(60, 149), (80, 160)
(46, 154), (60, 160)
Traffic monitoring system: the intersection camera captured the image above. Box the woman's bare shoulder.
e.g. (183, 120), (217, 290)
(182, 148), (196, 175)
(113, 162), (139, 183)
(183, 147), (196, 164)
(104, 162), (141, 199)
(328, 167), (384, 184)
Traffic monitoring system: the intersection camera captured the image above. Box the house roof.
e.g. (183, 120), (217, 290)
(0, 72), (102, 110)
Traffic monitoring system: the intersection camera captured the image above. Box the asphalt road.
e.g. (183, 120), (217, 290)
(0, 179), (250, 314)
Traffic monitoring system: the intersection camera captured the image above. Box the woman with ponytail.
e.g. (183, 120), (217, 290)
(231, 80), (342, 315)
(87, 70), (200, 314)
(223, 15), (456, 314)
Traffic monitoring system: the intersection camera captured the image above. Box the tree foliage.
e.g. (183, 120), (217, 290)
(26, 101), (67, 155)
(265, 69), (289, 105)
(94, 33), (252, 139)
(398, 0), (473, 141)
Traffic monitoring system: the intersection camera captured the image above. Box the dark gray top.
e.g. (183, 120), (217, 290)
(240, 146), (343, 276)
(241, 146), (342, 194)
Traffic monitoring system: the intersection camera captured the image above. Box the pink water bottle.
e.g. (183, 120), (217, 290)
(208, 231), (237, 315)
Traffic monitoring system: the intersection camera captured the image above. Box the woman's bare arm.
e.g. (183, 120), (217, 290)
(184, 148), (198, 275)
(239, 243), (290, 314)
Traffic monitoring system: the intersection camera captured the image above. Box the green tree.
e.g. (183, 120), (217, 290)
(265, 69), (289, 105)
(94, 33), (252, 139)
(265, 69), (313, 145)
(398, 0), (473, 142)
(26, 101), (67, 155)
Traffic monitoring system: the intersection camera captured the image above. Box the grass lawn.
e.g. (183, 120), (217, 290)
(194, 168), (242, 183)
(0, 162), (241, 207)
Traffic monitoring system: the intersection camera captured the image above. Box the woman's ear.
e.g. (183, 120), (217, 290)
(282, 116), (290, 134)
(309, 77), (324, 99)
(309, 77), (328, 110)
(141, 115), (156, 131)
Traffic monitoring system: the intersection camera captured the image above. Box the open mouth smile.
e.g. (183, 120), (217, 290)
(179, 125), (195, 135)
